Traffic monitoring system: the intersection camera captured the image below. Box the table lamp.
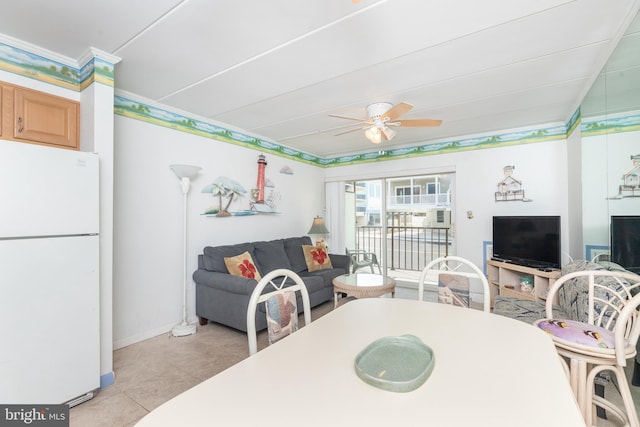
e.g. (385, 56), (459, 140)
(308, 215), (329, 248)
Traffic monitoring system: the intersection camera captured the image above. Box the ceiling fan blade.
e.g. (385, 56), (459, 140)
(329, 113), (368, 122)
(396, 119), (442, 127)
(382, 102), (413, 121)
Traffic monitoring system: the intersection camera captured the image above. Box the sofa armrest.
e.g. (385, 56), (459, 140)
(192, 269), (257, 296)
(329, 253), (349, 272)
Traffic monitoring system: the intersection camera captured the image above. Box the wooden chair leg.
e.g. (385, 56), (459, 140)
(586, 365), (639, 427)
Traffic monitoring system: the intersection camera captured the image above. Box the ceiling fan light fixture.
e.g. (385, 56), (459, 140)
(330, 101), (441, 144)
(364, 126), (383, 143)
(381, 126), (396, 141)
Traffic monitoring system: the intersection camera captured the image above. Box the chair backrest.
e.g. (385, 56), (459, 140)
(418, 256), (491, 312)
(615, 292), (640, 366)
(345, 248), (380, 274)
(545, 269), (640, 329)
(246, 268), (311, 356)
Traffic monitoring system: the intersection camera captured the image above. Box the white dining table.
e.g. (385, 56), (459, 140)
(135, 298), (585, 427)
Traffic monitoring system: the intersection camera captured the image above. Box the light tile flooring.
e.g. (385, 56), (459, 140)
(70, 287), (640, 426)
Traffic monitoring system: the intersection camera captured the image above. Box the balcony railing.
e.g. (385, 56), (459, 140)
(387, 192), (451, 207)
(355, 225), (450, 272)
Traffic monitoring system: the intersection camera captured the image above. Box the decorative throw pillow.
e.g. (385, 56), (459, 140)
(265, 291), (298, 345)
(224, 251), (262, 280)
(438, 273), (470, 308)
(302, 245), (333, 272)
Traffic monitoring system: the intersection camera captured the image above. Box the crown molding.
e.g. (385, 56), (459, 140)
(0, 33), (78, 67)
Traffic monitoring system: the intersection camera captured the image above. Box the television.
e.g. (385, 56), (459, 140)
(492, 216), (561, 269)
(611, 216), (640, 273)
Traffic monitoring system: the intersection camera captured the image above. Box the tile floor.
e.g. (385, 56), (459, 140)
(70, 287), (640, 426)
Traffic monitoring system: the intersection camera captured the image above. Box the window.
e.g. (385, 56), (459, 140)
(395, 185), (420, 204)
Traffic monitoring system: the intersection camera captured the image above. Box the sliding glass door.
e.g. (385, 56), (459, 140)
(345, 173), (455, 279)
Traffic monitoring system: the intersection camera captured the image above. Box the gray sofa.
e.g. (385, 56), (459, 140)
(193, 236), (349, 332)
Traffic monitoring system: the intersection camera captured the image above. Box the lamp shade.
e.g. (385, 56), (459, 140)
(170, 164), (201, 179)
(307, 216), (329, 235)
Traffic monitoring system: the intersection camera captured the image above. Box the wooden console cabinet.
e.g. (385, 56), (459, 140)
(1, 82), (79, 150)
(486, 259), (561, 303)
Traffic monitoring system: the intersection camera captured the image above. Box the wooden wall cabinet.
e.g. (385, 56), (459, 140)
(486, 259), (561, 304)
(1, 83), (79, 150)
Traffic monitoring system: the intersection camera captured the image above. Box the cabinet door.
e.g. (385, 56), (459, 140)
(0, 85), (7, 138)
(13, 87), (79, 149)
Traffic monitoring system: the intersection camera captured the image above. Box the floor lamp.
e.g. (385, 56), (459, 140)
(170, 164), (201, 337)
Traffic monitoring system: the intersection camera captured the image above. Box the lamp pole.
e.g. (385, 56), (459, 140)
(170, 164), (201, 337)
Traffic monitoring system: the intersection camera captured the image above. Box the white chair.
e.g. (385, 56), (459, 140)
(246, 268), (311, 356)
(346, 248), (382, 274)
(418, 256), (491, 312)
(533, 270), (640, 427)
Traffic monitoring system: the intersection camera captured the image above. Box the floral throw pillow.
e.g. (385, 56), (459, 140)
(266, 291), (298, 345)
(224, 251), (262, 280)
(438, 273), (470, 308)
(302, 245), (333, 272)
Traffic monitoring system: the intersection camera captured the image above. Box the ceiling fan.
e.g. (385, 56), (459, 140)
(329, 102), (442, 144)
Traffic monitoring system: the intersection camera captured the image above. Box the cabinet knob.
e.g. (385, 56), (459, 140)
(17, 117), (23, 133)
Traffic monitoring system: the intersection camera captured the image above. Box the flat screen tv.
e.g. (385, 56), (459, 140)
(492, 216), (561, 269)
(611, 215), (640, 274)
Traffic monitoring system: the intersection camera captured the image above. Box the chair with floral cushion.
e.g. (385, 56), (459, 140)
(246, 268), (311, 356)
(533, 270), (640, 427)
(418, 256), (491, 312)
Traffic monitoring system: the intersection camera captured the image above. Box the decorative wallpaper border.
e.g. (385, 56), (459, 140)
(321, 124), (568, 166)
(0, 41), (115, 91)
(114, 95), (323, 166)
(115, 93), (573, 168)
(80, 57), (116, 91)
(3, 37), (637, 167)
(581, 111), (640, 137)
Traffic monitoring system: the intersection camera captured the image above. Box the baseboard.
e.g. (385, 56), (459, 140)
(113, 322), (175, 350)
(100, 371), (115, 388)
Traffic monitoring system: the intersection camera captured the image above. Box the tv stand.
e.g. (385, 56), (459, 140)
(486, 260), (561, 304)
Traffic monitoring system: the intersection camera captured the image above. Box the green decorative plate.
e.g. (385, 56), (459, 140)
(354, 334), (435, 393)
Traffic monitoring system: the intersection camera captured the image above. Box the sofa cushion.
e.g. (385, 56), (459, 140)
(224, 251), (262, 280)
(300, 268), (344, 288)
(252, 239), (293, 275)
(203, 243), (256, 273)
(296, 274), (325, 294)
(283, 236), (313, 273)
(302, 245), (333, 272)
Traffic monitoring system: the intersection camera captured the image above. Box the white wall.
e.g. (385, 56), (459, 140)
(582, 127), (640, 250)
(324, 138), (570, 270)
(112, 115), (326, 347)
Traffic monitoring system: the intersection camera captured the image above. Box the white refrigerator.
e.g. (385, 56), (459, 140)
(0, 139), (100, 405)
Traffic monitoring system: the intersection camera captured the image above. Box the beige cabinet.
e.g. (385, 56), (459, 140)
(486, 259), (561, 304)
(1, 82), (79, 150)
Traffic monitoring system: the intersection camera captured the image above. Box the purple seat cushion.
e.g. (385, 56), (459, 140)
(537, 319), (619, 349)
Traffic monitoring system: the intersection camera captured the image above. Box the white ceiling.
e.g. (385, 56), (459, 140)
(0, 0), (638, 158)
